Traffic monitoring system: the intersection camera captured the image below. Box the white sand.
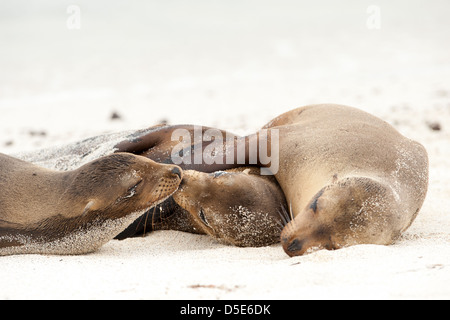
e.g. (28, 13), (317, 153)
(0, 1), (449, 300)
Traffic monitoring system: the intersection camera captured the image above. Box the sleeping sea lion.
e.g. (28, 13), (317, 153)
(0, 152), (182, 255)
(257, 104), (429, 256)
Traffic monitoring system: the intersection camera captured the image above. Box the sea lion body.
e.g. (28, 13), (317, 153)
(261, 104), (429, 256)
(0, 153), (182, 255)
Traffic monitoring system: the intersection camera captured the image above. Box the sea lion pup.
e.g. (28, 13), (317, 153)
(254, 104), (429, 256)
(171, 167), (288, 247)
(0, 153), (182, 256)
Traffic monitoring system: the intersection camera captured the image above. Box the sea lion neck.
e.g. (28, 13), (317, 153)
(26, 169), (87, 222)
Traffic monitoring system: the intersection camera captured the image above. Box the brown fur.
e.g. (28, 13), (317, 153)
(115, 124), (240, 172)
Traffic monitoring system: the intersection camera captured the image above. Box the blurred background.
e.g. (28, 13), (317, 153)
(1, 0), (449, 153)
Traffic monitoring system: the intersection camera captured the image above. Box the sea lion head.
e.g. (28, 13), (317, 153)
(281, 177), (398, 257)
(71, 153), (183, 221)
(172, 168), (286, 247)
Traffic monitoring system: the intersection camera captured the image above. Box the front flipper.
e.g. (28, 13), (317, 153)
(114, 126), (167, 155)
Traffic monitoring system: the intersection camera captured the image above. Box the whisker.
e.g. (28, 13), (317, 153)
(277, 205), (292, 227)
(284, 205), (292, 221)
(277, 209), (286, 225)
(142, 209), (149, 236)
(289, 201), (294, 221)
(274, 223), (284, 233)
(278, 211), (288, 226)
(275, 218), (286, 229)
(146, 205), (157, 235)
(135, 211), (147, 232)
(149, 189), (165, 233)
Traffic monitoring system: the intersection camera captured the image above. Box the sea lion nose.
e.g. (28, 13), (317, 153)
(171, 166), (182, 179)
(283, 238), (304, 257)
(179, 173), (192, 188)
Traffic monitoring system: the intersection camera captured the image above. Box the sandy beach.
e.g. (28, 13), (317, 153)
(0, 0), (449, 299)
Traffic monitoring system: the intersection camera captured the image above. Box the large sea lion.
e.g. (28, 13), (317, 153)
(0, 152), (182, 256)
(255, 104), (429, 256)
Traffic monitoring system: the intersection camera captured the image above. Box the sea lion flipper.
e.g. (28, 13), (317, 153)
(114, 128), (164, 155)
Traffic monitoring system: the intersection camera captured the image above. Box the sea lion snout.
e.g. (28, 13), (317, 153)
(282, 232), (335, 257)
(160, 164), (183, 184)
(144, 163), (183, 204)
(281, 223), (332, 257)
(285, 238), (304, 256)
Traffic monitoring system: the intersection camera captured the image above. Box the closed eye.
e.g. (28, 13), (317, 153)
(125, 180), (142, 198)
(198, 208), (211, 227)
(115, 180), (143, 204)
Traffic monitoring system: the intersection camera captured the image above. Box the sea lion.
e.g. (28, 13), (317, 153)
(171, 167), (288, 247)
(255, 104), (429, 256)
(0, 152), (182, 256)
